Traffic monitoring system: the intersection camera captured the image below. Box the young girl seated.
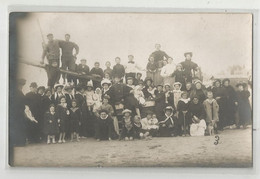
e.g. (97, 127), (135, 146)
(203, 91), (219, 135)
(69, 99), (81, 142)
(141, 111), (159, 138)
(147, 85), (156, 99)
(44, 104), (59, 144)
(95, 109), (115, 141)
(158, 106), (177, 137)
(56, 96), (70, 143)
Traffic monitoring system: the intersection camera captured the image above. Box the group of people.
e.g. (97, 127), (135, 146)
(10, 33), (252, 147)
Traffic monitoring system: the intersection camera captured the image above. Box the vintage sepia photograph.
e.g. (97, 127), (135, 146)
(9, 12), (253, 167)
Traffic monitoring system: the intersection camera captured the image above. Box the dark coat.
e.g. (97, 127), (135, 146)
(120, 124), (135, 139)
(112, 64), (125, 78)
(77, 64), (90, 75)
(150, 50), (169, 67)
(189, 102), (206, 120)
(43, 112), (59, 135)
(56, 104), (69, 133)
(65, 93), (75, 109)
(95, 116), (114, 140)
(154, 91), (165, 120)
(74, 93), (85, 108)
(190, 89), (207, 103)
(69, 107), (82, 133)
(172, 70), (186, 90)
(9, 89), (27, 146)
(236, 90), (251, 125)
(109, 83), (131, 105)
(180, 60), (198, 82)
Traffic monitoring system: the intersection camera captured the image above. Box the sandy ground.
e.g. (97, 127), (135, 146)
(13, 127), (252, 167)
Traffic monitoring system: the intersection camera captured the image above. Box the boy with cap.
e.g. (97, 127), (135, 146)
(77, 59), (90, 84)
(90, 62), (104, 89)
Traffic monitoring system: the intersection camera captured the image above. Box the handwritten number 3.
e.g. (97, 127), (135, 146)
(214, 135), (219, 145)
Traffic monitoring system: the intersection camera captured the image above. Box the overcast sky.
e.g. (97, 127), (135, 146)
(16, 12), (252, 91)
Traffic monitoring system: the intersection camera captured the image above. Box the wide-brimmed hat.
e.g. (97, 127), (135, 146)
(54, 84), (64, 90)
(173, 82), (182, 87)
(80, 59), (87, 62)
(157, 84), (164, 87)
(184, 52), (193, 57)
(101, 79), (112, 86)
(122, 109), (132, 115)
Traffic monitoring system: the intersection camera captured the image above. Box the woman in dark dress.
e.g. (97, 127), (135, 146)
(43, 104), (59, 144)
(212, 79), (226, 130)
(236, 82), (252, 128)
(69, 99), (82, 141)
(222, 78), (238, 128)
(154, 84), (166, 121)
